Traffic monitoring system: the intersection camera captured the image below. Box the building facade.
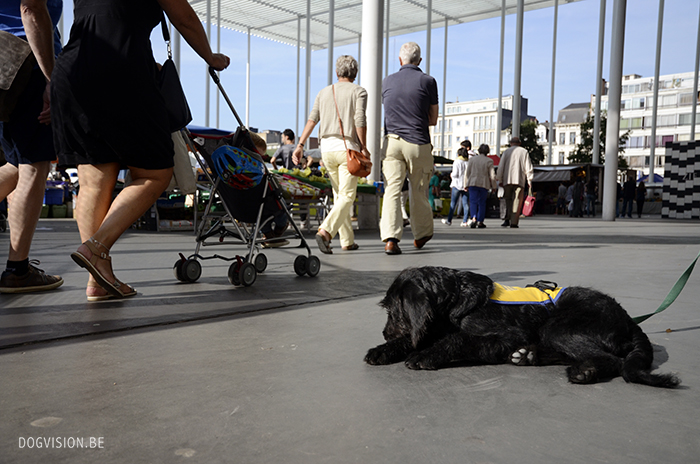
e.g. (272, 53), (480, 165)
(430, 95), (531, 159)
(598, 72), (700, 176)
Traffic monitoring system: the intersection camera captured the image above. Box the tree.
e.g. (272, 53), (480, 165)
(568, 113), (629, 169)
(506, 119), (545, 165)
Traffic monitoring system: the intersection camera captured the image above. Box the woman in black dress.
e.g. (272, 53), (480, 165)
(52, 0), (229, 301)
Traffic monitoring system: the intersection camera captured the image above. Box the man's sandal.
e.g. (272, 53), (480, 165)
(71, 238), (136, 299)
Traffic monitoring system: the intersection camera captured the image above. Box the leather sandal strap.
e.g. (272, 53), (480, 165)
(84, 238), (111, 263)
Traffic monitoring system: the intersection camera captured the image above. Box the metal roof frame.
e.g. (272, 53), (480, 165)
(190, 0), (581, 51)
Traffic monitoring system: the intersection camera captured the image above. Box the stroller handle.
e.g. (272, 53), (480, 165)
(208, 66), (220, 84)
(208, 66), (245, 129)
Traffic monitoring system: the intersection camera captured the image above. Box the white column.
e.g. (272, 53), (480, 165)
(360, 0), (384, 182)
(496, 0), (505, 156)
(692, 4), (700, 140)
(296, 16), (301, 138)
(440, 18), (448, 158)
(216, 0), (221, 128)
(357, 33), (362, 85)
(547, 0), (558, 164)
(327, 0), (335, 85)
(512, 0), (524, 138)
(384, 0), (390, 77)
(205, 0), (211, 127)
(649, 0), (665, 180)
(246, 27), (251, 128)
(593, 0), (606, 165)
(426, 0), (432, 75)
(602, 0), (627, 221)
(305, 0), (311, 126)
(173, 30), (181, 71)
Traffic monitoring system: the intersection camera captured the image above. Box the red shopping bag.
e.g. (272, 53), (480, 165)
(522, 195), (536, 217)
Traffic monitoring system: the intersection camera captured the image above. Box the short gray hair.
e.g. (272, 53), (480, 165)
(336, 55), (358, 81)
(399, 42), (421, 65)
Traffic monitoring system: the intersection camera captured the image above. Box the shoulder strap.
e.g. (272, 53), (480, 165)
(160, 12), (172, 60)
(331, 85), (349, 152)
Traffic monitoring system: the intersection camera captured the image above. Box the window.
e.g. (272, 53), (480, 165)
(601, 100), (609, 111)
(437, 120), (442, 132)
(474, 117), (478, 129)
(630, 117), (643, 129)
(628, 136), (644, 149)
(663, 114), (677, 126)
(621, 99), (631, 110)
(631, 97), (645, 109)
(447, 135), (452, 147)
(679, 113), (694, 125)
(448, 119), (453, 132)
(456, 121), (461, 126)
(559, 152), (565, 164)
(659, 94), (677, 107)
(679, 93), (695, 106)
(479, 116), (484, 130)
(490, 115), (495, 129)
(559, 132), (566, 145)
(569, 132), (576, 145)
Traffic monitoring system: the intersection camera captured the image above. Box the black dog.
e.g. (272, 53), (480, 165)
(365, 266), (680, 388)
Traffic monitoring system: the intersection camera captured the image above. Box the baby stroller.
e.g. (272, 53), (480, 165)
(173, 68), (320, 287)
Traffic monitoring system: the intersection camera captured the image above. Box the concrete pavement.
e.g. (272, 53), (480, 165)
(1, 215), (699, 463)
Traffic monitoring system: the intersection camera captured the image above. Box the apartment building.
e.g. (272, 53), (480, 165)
(430, 95), (531, 159)
(597, 72), (700, 175)
(544, 102), (589, 165)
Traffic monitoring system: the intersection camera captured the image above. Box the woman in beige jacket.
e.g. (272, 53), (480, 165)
(293, 55), (369, 254)
(464, 144), (497, 228)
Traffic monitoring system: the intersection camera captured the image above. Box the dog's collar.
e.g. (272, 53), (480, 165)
(489, 283), (566, 306)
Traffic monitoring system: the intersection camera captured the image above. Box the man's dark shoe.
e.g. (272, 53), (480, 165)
(413, 235), (432, 249)
(510, 224), (519, 228)
(0, 261), (63, 294)
(501, 220), (510, 227)
(384, 240), (402, 255)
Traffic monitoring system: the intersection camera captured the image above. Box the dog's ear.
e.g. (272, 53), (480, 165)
(451, 272), (494, 322)
(404, 285), (435, 348)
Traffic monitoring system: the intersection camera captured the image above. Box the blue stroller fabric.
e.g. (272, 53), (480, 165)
(212, 145), (264, 190)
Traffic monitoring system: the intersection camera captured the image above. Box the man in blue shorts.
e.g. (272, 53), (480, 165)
(380, 41), (439, 255)
(0, 0), (63, 293)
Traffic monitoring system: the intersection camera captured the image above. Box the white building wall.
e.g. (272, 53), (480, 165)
(431, 96), (514, 159)
(598, 72), (700, 176)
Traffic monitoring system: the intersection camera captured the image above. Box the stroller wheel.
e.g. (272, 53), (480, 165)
(228, 262), (241, 286)
(293, 255), (308, 276)
(254, 253), (268, 273)
(182, 259), (202, 283)
(239, 262), (257, 286)
(305, 256), (321, 277)
(173, 259), (186, 281)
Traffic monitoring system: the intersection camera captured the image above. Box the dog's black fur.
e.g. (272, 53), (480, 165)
(365, 267), (680, 388)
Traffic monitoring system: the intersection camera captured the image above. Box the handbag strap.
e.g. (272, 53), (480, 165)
(160, 12), (173, 60)
(331, 84), (351, 153)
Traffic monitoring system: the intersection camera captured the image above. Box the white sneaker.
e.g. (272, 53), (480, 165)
(465, 218), (474, 227)
(460, 222), (469, 227)
(441, 219), (451, 226)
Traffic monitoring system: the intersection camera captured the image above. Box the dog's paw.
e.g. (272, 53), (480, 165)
(404, 352), (439, 370)
(364, 345), (396, 365)
(510, 346), (536, 366)
(567, 362), (598, 384)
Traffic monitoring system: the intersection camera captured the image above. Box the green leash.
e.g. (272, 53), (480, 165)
(632, 249), (700, 324)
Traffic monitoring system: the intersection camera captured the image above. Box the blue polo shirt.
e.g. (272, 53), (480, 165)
(382, 64), (438, 146)
(0, 0), (63, 56)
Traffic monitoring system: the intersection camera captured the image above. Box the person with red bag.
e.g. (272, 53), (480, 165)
(293, 55), (369, 254)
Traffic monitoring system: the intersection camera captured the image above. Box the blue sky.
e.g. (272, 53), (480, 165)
(59, 0), (695, 136)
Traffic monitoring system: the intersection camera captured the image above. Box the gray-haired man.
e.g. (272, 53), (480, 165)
(380, 42), (439, 255)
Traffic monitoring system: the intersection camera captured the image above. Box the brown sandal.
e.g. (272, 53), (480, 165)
(71, 238), (136, 299)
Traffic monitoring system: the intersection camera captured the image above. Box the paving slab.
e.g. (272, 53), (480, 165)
(1, 215), (699, 463)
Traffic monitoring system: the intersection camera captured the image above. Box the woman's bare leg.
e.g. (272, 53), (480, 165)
(75, 164), (172, 296)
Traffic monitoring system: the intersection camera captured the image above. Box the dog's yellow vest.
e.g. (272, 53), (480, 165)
(489, 283), (566, 305)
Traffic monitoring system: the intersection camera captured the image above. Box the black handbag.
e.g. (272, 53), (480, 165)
(157, 13), (192, 132)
